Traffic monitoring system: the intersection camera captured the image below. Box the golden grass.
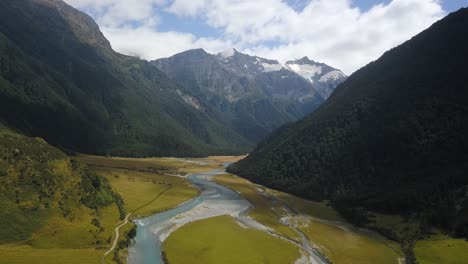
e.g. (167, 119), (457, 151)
(164, 215), (301, 264)
(267, 189), (343, 221)
(414, 235), (468, 264)
(75, 154), (221, 175)
(207, 155), (247, 163)
(30, 205), (118, 249)
(0, 205), (119, 264)
(96, 167), (198, 218)
(0, 245), (108, 264)
(215, 174), (403, 264)
(295, 217), (401, 264)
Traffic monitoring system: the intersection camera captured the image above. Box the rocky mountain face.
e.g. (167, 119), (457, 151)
(152, 48), (346, 142)
(229, 7), (468, 245)
(0, 0), (251, 157)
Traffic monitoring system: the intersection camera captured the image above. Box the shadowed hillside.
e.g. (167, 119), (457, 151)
(229, 8), (468, 253)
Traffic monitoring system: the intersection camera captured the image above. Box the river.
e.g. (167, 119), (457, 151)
(127, 166), (327, 264)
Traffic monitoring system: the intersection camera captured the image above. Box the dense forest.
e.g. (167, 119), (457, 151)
(229, 7), (468, 253)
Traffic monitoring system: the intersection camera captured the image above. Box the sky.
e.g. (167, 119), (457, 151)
(63, 0), (468, 74)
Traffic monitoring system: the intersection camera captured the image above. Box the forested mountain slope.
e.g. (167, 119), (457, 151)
(0, 0), (250, 157)
(229, 8), (468, 240)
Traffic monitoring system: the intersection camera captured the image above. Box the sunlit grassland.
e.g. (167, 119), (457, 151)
(207, 155), (247, 163)
(30, 205), (119, 249)
(0, 245), (106, 264)
(215, 173), (402, 264)
(414, 235), (468, 264)
(76, 154), (222, 174)
(95, 167), (198, 218)
(164, 215), (301, 264)
(214, 174), (300, 241)
(294, 217), (401, 264)
(0, 204), (119, 264)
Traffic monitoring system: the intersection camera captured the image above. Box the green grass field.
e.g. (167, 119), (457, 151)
(0, 245), (105, 264)
(294, 217), (401, 264)
(214, 173), (403, 264)
(414, 235), (468, 264)
(76, 154), (222, 175)
(95, 167), (198, 218)
(164, 215), (301, 264)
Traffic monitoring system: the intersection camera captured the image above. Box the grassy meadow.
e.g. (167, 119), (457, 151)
(76, 154), (222, 175)
(414, 235), (468, 264)
(94, 167), (198, 218)
(164, 215), (301, 264)
(294, 217), (401, 264)
(213, 173), (402, 264)
(0, 245), (105, 264)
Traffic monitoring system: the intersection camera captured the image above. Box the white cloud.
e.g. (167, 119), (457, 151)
(65, 0), (446, 74)
(101, 26), (232, 59)
(64, 0), (167, 27)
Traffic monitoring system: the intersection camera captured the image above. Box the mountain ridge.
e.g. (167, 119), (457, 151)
(0, 0), (251, 157)
(152, 48), (346, 143)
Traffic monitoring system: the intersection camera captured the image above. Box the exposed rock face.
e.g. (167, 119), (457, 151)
(153, 49), (346, 142)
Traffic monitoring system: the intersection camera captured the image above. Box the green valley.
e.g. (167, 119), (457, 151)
(1, 0), (468, 263)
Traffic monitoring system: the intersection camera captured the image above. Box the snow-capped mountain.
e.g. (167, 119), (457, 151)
(152, 48), (346, 143)
(286, 57), (347, 98)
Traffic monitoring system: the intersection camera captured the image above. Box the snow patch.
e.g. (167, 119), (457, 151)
(319, 70), (345, 82)
(287, 63), (323, 82)
(262, 62), (285, 72)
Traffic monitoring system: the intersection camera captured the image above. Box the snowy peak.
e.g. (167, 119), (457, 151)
(288, 56), (317, 65)
(286, 58), (346, 83)
(218, 48), (237, 58)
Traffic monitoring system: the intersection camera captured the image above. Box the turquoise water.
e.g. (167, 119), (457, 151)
(129, 169), (245, 264)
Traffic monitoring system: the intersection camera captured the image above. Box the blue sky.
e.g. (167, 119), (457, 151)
(65, 0), (468, 73)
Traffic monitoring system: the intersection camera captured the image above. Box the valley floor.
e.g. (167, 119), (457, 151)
(2, 154), (467, 264)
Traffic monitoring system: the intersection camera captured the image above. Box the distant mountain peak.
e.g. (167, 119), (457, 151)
(218, 48), (237, 58)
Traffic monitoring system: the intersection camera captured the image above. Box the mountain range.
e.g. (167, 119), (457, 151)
(0, 0), (345, 157)
(228, 7), (468, 256)
(153, 48), (346, 142)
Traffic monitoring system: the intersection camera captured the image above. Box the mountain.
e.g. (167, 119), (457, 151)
(229, 7), (468, 244)
(152, 48), (346, 143)
(285, 57), (347, 98)
(0, 0), (251, 157)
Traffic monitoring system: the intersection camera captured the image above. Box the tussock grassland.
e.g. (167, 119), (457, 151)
(76, 154), (222, 174)
(214, 173), (402, 264)
(164, 215), (301, 264)
(414, 235), (468, 264)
